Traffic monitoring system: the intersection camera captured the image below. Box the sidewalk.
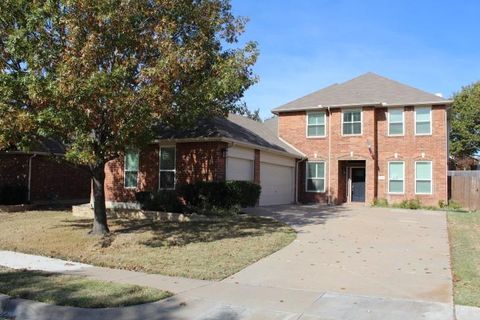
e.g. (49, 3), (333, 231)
(0, 250), (461, 320)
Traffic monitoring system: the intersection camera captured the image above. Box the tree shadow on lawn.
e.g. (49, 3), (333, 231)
(0, 268), (169, 308)
(56, 216), (292, 248)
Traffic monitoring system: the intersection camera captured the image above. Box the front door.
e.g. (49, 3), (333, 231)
(351, 168), (366, 202)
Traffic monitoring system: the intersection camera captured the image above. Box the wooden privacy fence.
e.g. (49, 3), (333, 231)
(448, 171), (480, 211)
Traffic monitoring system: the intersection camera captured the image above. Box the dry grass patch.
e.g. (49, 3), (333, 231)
(0, 266), (170, 308)
(448, 212), (480, 307)
(0, 211), (295, 280)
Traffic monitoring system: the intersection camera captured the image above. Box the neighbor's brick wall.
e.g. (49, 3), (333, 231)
(0, 153), (90, 203)
(278, 105), (448, 206)
(104, 141), (228, 203)
(30, 157), (90, 202)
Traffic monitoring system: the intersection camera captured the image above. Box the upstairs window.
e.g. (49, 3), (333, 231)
(124, 149), (139, 188)
(306, 162), (325, 192)
(160, 147), (176, 190)
(388, 161), (404, 193)
(342, 109), (362, 135)
(415, 161), (432, 194)
(388, 108), (404, 136)
(307, 112), (326, 137)
(415, 107), (431, 135)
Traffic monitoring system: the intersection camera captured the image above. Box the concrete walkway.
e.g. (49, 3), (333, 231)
(0, 205), (465, 319)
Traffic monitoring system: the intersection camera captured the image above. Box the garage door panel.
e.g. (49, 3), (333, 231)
(260, 162), (294, 206)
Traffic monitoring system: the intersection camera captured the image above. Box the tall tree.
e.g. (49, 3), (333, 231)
(0, 0), (258, 234)
(450, 82), (480, 159)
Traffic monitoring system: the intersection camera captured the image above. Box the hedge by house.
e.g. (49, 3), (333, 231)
(136, 181), (261, 215)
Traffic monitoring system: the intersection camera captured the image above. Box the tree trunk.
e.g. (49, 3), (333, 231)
(90, 163), (110, 235)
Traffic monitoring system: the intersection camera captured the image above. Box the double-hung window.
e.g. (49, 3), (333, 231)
(388, 108), (404, 136)
(307, 112), (326, 137)
(415, 107), (431, 135)
(342, 109), (362, 135)
(159, 147), (176, 190)
(124, 149), (139, 188)
(388, 161), (404, 193)
(415, 161), (432, 194)
(306, 162), (325, 192)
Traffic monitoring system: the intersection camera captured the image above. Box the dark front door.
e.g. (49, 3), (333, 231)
(351, 168), (366, 202)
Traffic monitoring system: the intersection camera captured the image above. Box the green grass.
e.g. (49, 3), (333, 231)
(0, 211), (295, 280)
(448, 211), (480, 307)
(0, 266), (170, 308)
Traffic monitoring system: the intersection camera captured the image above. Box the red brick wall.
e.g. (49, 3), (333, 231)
(104, 144), (159, 203)
(278, 105), (448, 206)
(0, 153), (90, 203)
(30, 157), (90, 202)
(104, 141), (228, 203)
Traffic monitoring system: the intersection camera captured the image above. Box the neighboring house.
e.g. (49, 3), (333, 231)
(0, 138), (91, 204)
(104, 114), (303, 207)
(104, 72), (451, 208)
(272, 72), (451, 206)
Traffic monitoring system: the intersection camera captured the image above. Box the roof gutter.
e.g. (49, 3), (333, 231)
(0, 151), (65, 157)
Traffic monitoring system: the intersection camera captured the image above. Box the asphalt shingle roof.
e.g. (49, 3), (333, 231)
(154, 113), (303, 157)
(272, 72), (451, 113)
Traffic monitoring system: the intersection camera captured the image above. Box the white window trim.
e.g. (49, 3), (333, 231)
(124, 150), (139, 189)
(306, 111), (327, 138)
(341, 108), (363, 136)
(387, 107), (405, 136)
(415, 160), (433, 195)
(414, 106), (432, 136)
(159, 146), (176, 190)
(387, 161), (405, 194)
(305, 161), (326, 193)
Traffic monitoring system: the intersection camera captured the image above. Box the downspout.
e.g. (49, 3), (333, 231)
(27, 154), (37, 203)
(327, 105), (332, 205)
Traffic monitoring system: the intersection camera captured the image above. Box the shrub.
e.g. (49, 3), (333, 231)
(373, 198), (389, 207)
(0, 185), (28, 205)
(135, 190), (184, 213)
(393, 198), (422, 210)
(179, 181), (261, 215)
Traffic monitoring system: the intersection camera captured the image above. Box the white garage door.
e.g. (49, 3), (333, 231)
(226, 157), (253, 181)
(260, 162), (294, 206)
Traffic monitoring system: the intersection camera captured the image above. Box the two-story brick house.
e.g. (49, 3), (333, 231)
(272, 72), (452, 206)
(101, 72), (451, 208)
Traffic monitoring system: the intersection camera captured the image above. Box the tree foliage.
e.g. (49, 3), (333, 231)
(0, 0), (258, 233)
(450, 82), (480, 158)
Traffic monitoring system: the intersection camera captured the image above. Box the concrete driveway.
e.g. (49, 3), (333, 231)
(227, 204), (453, 304)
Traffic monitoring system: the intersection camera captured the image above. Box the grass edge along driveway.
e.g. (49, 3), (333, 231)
(447, 211), (480, 307)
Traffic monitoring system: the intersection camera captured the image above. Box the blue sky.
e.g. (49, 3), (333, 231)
(231, 0), (480, 119)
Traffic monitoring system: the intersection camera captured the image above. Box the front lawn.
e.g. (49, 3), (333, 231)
(0, 266), (170, 308)
(448, 212), (480, 307)
(0, 211), (295, 280)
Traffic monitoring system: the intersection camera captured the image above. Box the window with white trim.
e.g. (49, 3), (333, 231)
(415, 107), (431, 135)
(124, 149), (139, 188)
(160, 147), (176, 190)
(388, 108), (404, 135)
(388, 161), (404, 193)
(342, 109), (362, 135)
(307, 112), (326, 137)
(306, 161), (325, 192)
(415, 161), (432, 194)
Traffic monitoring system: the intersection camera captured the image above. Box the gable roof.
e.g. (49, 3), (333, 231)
(154, 114), (303, 158)
(272, 72), (452, 113)
(0, 137), (66, 155)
